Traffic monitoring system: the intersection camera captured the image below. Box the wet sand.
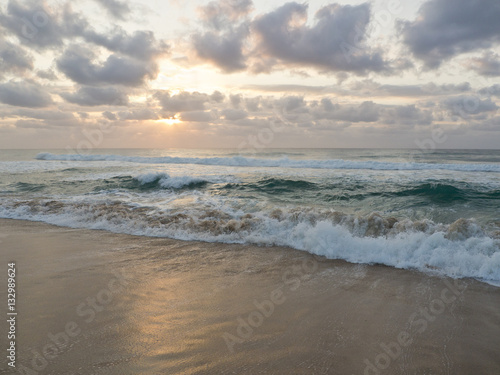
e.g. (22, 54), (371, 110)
(0, 218), (499, 375)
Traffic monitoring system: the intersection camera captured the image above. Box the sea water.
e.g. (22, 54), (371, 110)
(1, 148), (499, 284)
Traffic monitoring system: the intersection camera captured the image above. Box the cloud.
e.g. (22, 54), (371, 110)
(82, 29), (169, 61)
(244, 84), (330, 94)
(61, 86), (128, 106)
(180, 111), (217, 122)
(62, 8), (169, 61)
(94, 0), (130, 20)
(14, 119), (46, 129)
(281, 96), (307, 113)
(197, 0), (253, 30)
(382, 104), (433, 126)
(210, 90), (225, 103)
(442, 95), (498, 117)
(244, 82), (473, 98)
(252, 2), (387, 74)
(0, 39), (33, 78)
(15, 109), (75, 121)
(0, 0), (168, 63)
(479, 84), (500, 97)
(154, 90), (215, 113)
(190, 2), (389, 75)
(467, 52), (500, 77)
(0, 80), (53, 107)
(400, 0), (500, 68)
(56, 46), (158, 86)
(0, 0), (63, 48)
(313, 99), (380, 122)
(221, 108), (248, 121)
(102, 111), (117, 120)
(377, 82), (471, 97)
(470, 116), (500, 131)
(36, 69), (58, 80)
(245, 96), (264, 111)
(192, 27), (248, 72)
(192, 0), (251, 73)
(230, 94), (242, 108)
(118, 108), (159, 121)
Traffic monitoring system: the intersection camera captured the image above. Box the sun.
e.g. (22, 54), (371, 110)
(157, 115), (182, 126)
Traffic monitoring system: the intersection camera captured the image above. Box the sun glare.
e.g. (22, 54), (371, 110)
(157, 116), (182, 126)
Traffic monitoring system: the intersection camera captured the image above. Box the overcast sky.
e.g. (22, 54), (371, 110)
(1, 0), (499, 149)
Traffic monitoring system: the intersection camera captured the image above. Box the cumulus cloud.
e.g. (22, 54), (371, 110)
(197, 0), (253, 30)
(245, 96), (265, 112)
(0, 0), (63, 48)
(192, 27), (248, 72)
(192, 0), (251, 72)
(400, 0), (500, 68)
(280, 96), (307, 113)
(0, 0), (168, 63)
(0, 80), (53, 108)
(154, 90), (216, 113)
(382, 105), (433, 126)
(102, 111), (117, 120)
(230, 94), (242, 108)
(82, 29), (170, 61)
(56, 46), (158, 86)
(0, 39), (33, 78)
(479, 84), (500, 97)
(191, 2), (389, 75)
(442, 95), (498, 117)
(313, 100), (380, 122)
(467, 52), (500, 77)
(221, 108), (248, 121)
(94, 0), (130, 20)
(36, 69), (58, 80)
(251, 2), (387, 74)
(61, 86), (128, 106)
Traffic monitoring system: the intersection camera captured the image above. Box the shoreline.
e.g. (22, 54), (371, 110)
(1, 218), (499, 374)
(1, 215), (499, 288)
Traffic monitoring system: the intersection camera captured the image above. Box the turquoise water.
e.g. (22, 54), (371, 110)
(1, 148), (499, 283)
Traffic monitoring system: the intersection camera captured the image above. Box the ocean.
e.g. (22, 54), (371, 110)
(1, 148), (499, 285)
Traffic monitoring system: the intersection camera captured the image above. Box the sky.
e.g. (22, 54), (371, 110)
(0, 0), (499, 150)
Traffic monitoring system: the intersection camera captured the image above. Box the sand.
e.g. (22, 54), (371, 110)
(0, 218), (499, 375)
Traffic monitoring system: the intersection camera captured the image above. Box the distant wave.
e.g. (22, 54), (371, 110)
(36, 153), (500, 173)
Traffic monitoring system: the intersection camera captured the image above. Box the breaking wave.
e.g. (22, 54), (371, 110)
(1, 198), (499, 284)
(133, 172), (208, 189)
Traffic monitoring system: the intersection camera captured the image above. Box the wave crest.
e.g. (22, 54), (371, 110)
(36, 153), (500, 173)
(1, 199), (499, 283)
(134, 172), (207, 189)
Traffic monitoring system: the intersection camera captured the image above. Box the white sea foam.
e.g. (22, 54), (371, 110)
(1, 198), (499, 285)
(36, 153), (500, 173)
(134, 172), (207, 189)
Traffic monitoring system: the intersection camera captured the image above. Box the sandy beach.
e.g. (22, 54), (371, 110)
(0, 218), (499, 375)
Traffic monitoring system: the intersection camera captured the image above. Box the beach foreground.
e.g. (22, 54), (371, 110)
(1, 218), (499, 375)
